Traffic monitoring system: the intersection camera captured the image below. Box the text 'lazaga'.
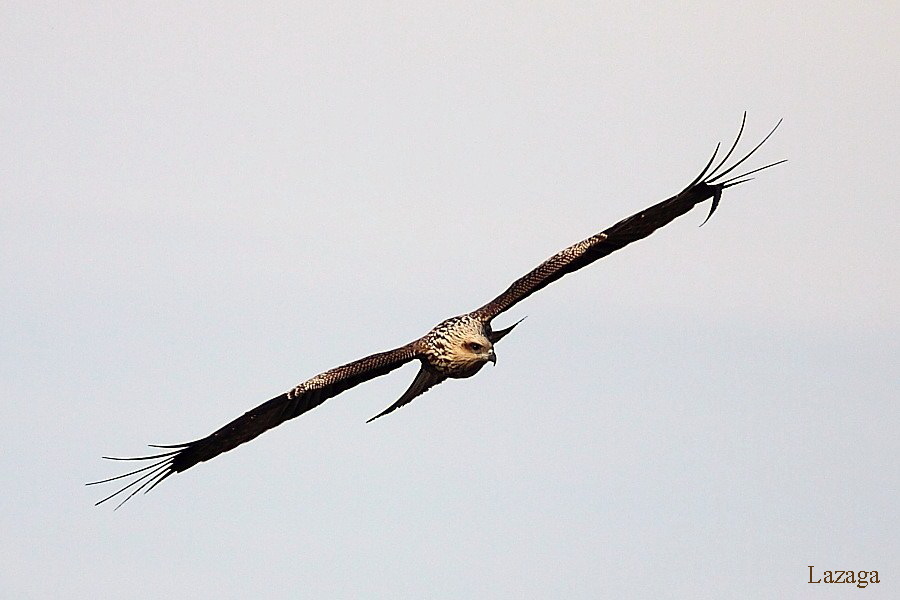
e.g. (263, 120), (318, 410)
(808, 566), (879, 588)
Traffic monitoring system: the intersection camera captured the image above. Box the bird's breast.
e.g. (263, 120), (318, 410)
(422, 347), (487, 379)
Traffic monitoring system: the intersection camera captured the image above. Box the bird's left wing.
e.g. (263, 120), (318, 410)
(88, 343), (418, 508)
(473, 115), (784, 322)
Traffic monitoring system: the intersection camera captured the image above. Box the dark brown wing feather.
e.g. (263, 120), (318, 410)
(366, 365), (446, 422)
(88, 344), (417, 508)
(472, 184), (717, 321)
(474, 116), (784, 322)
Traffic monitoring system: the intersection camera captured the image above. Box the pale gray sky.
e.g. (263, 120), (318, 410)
(2, 2), (897, 598)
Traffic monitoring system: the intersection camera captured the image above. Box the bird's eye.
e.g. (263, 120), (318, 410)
(468, 342), (483, 353)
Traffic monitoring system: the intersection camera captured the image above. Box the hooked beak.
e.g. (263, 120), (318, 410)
(487, 349), (496, 365)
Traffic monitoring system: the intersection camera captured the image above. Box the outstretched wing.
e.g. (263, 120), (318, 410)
(473, 114), (785, 322)
(88, 343), (418, 508)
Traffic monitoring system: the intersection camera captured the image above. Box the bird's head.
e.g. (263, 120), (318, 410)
(462, 337), (496, 365)
(425, 316), (497, 377)
(446, 329), (495, 377)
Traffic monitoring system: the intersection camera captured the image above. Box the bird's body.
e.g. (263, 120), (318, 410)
(89, 115), (784, 508)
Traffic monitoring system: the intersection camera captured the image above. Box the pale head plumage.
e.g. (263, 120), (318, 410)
(419, 314), (495, 378)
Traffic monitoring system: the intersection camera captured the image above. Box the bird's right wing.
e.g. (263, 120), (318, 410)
(88, 343), (418, 508)
(473, 114), (784, 322)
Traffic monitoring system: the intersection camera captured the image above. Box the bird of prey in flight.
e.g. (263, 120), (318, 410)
(89, 114), (784, 508)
